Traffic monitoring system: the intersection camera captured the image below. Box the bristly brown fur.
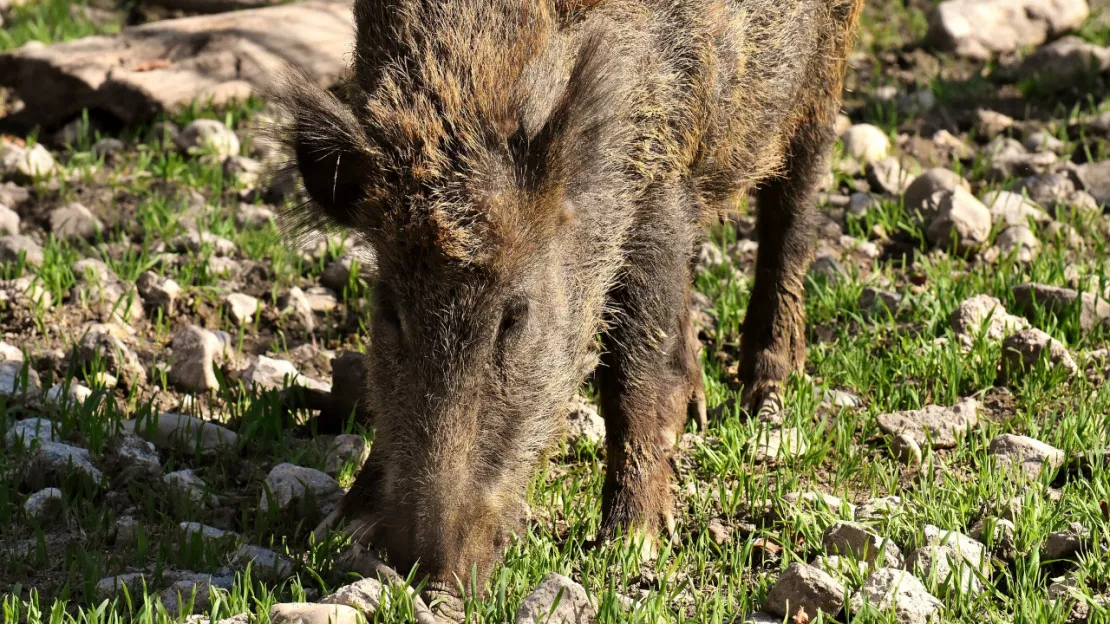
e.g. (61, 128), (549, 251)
(275, 0), (862, 604)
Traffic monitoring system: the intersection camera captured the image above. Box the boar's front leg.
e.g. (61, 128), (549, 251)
(595, 203), (701, 554)
(739, 119), (831, 418)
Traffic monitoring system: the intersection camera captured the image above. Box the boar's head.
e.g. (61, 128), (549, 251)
(276, 12), (630, 596)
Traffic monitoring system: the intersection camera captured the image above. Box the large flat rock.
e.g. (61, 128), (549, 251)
(0, 0), (353, 130)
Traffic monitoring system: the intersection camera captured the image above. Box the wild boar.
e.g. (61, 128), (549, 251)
(277, 0), (862, 609)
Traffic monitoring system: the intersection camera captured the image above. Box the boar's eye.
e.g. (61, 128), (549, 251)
(497, 296), (529, 345)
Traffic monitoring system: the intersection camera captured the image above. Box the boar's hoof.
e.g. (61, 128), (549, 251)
(752, 389), (785, 424)
(689, 390), (708, 431)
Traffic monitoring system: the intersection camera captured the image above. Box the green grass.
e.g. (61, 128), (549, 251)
(3, 2), (1110, 624)
(0, 0), (120, 52)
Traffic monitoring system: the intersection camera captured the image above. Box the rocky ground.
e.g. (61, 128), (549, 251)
(2, 0), (1110, 622)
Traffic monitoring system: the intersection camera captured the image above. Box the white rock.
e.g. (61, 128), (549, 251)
(0, 204), (20, 235)
(764, 562), (846, 619)
(30, 441), (105, 489)
(566, 396), (606, 445)
(95, 573), (148, 601)
(72, 325), (145, 386)
(982, 190), (1050, 226)
(108, 431), (162, 479)
(321, 578), (391, 615)
(135, 271), (182, 312)
(750, 427), (808, 461)
(841, 124), (891, 164)
(325, 434), (369, 476)
(928, 0), (1088, 59)
(269, 603), (358, 624)
(168, 325), (228, 392)
(278, 287), (315, 330)
(0, 142), (56, 181)
(0, 234), (44, 267)
(180, 521), (239, 545)
(995, 225), (1040, 263)
(225, 292), (260, 325)
(235, 202), (275, 227)
(0, 360), (40, 398)
(823, 522), (903, 567)
(875, 398), (980, 450)
(515, 573), (596, 624)
(0, 342), (22, 362)
(48, 202), (102, 241)
(926, 189), (992, 253)
(45, 382), (93, 407)
(177, 119), (240, 161)
(5, 417), (56, 448)
(988, 433), (1064, 479)
(304, 286), (339, 313)
(950, 294), (1029, 341)
(999, 328), (1077, 382)
(224, 156), (262, 187)
(260, 463), (343, 514)
(23, 487), (64, 523)
(243, 356), (329, 392)
(850, 568), (941, 624)
(132, 412), (238, 454)
(163, 469), (213, 505)
(233, 545), (295, 582)
(171, 230), (237, 256)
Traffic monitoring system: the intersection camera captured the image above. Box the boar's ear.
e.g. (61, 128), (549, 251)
(523, 29), (627, 194)
(271, 71), (375, 232)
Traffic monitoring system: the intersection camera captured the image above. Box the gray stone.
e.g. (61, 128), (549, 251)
(135, 271), (182, 313)
(1024, 131), (1066, 154)
(926, 189), (992, 253)
(169, 325), (228, 392)
(696, 241), (727, 271)
(29, 441), (105, 489)
(813, 555), (870, 583)
(114, 515), (140, 547)
(0, 360), (40, 399)
(860, 287), (902, 319)
(225, 292), (260, 325)
(304, 286), (339, 313)
(224, 156), (262, 188)
(321, 578), (391, 616)
(982, 190), (1050, 227)
(928, 0), (1088, 59)
(750, 427), (808, 461)
(994, 225), (1040, 263)
(108, 431), (162, 479)
(976, 110), (1016, 136)
(95, 573), (148, 601)
(243, 356), (329, 392)
(515, 573), (596, 624)
(171, 230), (237, 256)
(840, 124), (890, 164)
(270, 603), (358, 624)
(809, 253), (845, 285)
(988, 433), (1064, 479)
(72, 325), (145, 387)
(91, 138), (125, 161)
(321, 255), (355, 292)
(1074, 160), (1110, 206)
(0, 142), (56, 182)
(325, 434), (369, 476)
(23, 487), (64, 523)
(70, 269), (143, 324)
(867, 158), (915, 195)
(177, 120), (240, 161)
(5, 417), (56, 448)
(0, 234), (44, 267)
(1000, 328), (1077, 382)
(1013, 282), (1110, 331)
(260, 463), (343, 514)
(180, 521), (239, 545)
(823, 522), (903, 568)
(0, 204), (20, 235)
(969, 517), (1016, 555)
(163, 469), (213, 506)
(234, 545), (295, 582)
(49, 203), (102, 241)
(235, 202), (275, 227)
(950, 294), (1029, 340)
(847, 192), (880, 218)
(849, 568), (941, 624)
(1013, 36), (1110, 88)
(905, 525), (988, 596)
(875, 398), (980, 449)
(892, 433), (924, 468)
(278, 287), (315, 331)
(764, 562), (846, 620)
(566, 396), (606, 445)
(855, 496), (904, 522)
(1042, 523), (1087, 560)
(132, 412), (238, 454)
